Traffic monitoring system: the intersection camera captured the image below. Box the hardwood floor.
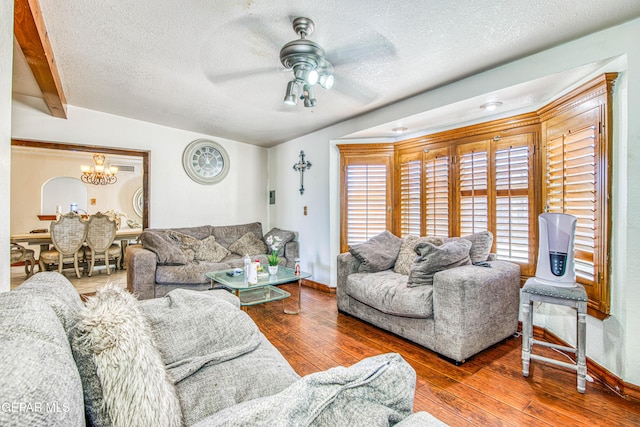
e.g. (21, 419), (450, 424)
(10, 267), (640, 425)
(248, 283), (640, 427)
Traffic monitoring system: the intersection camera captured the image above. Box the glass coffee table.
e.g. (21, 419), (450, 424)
(205, 267), (311, 314)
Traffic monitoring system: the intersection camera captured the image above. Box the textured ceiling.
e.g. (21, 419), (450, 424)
(11, 0), (640, 147)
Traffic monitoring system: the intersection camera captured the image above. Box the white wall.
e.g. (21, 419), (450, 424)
(0, 3), (14, 293)
(269, 18), (640, 386)
(11, 95), (270, 231)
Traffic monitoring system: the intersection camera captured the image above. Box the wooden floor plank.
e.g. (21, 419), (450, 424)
(246, 285), (640, 426)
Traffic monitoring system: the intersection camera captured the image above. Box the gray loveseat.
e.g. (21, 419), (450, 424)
(127, 222), (298, 300)
(337, 231), (521, 363)
(0, 272), (447, 426)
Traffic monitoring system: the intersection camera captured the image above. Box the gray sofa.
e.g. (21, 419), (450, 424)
(127, 222), (299, 300)
(0, 272), (447, 426)
(337, 232), (521, 363)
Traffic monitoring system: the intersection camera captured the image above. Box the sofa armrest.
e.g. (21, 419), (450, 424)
(126, 244), (158, 300)
(283, 240), (299, 268)
(432, 260), (520, 362)
(336, 252), (361, 312)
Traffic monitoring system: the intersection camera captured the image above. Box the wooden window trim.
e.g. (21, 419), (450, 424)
(339, 74), (616, 319)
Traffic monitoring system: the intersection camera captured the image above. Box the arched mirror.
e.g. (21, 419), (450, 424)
(42, 177), (88, 214)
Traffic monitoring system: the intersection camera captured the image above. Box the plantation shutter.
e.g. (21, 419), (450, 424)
(338, 146), (394, 253)
(457, 142), (489, 235)
(494, 135), (533, 273)
(399, 154), (421, 237)
(424, 148), (450, 237)
(545, 111), (598, 284)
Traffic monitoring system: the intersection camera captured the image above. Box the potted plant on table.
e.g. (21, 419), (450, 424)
(265, 235), (282, 275)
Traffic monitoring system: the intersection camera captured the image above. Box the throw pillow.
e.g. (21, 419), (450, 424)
(349, 230), (403, 273)
(166, 230), (198, 263)
(70, 285), (182, 427)
(195, 235), (230, 262)
(407, 239), (472, 287)
(263, 227), (296, 255)
(460, 230), (494, 264)
(394, 235), (445, 275)
(228, 232), (268, 256)
(140, 231), (188, 265)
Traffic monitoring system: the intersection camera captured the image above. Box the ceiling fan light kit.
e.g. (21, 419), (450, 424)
(280, 17), (334, 107)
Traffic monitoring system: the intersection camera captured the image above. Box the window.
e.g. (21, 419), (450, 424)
(339, 74), (615, 318)
(398, 153), (421, 237)
(494, 136), (533, 269)
(457, 142), (489, 236)
(338, 145), (393, 252)
(424, 148), (450, 237)
(539, 73), (616, 317)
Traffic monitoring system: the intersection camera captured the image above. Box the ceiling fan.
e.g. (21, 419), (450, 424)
(279, 17), (335, 107)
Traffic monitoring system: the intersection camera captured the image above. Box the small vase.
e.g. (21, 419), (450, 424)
(268, 265), (278, 275)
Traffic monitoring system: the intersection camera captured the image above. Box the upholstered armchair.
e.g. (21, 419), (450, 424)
(84, 212), (121, 276)
(39, 213), (88, 278)
(10, 243), (36, 276)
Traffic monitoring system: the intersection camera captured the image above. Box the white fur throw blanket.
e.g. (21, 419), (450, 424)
(71, 284), (182, 427)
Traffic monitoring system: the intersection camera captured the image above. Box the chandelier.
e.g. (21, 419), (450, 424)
(80, 153), (118, 185)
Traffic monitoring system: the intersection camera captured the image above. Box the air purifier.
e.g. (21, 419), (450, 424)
(532, 212), (577, 287)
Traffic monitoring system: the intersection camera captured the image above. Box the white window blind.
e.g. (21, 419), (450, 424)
(424, 149), (449, 237)
(399, 159), (421, 237)
(458, 146), (488, 235)
(345, 163), (388, 246)
(546, 124), (597, 283)
(495, 143), (530, 264)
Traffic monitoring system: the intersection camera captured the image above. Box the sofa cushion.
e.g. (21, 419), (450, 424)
(228, 231), (268, 256)
(350, 230), (403, 273)
(0, 291), (85, 427)
(460, 230), (494, 264)
(346, 270), (434, 318)
(211, 222), (264, 248)
(141, 230), (188, 265)
(196, 235), (230, 262)
(141, 289), (299, 426)
(156, 261), (230, 285)
(407, 239), (472, 287)
(167, 231), (230, 263)
(71, 285), (182, 427)
(264, 227), (296, 255)
(193, 353), (415, 427)
(394, 236), (445, 275)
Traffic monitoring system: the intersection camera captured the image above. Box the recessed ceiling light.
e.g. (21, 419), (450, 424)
(480, 101), (503, 111)
(392, 127), (408, 133)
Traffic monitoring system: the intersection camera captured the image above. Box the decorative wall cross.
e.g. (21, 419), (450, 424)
(292, 150), (312, 195)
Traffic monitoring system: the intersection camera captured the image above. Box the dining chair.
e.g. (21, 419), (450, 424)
(10, 243), (36, 276)
(84, 212), (121, 276)
(39, 212), (88, 278)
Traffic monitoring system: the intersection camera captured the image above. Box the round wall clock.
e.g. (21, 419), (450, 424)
(182, 139), (230, 185)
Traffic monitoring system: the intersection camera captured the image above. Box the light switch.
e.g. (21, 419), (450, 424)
(90, 198), (97, 205)
(304, 206), (308, 216)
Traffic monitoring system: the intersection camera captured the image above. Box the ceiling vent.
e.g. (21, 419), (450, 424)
(112, 164), (135, 172)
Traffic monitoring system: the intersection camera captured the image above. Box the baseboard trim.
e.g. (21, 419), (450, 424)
(301, 278), (335, 294)
(521, 322), (640, 403)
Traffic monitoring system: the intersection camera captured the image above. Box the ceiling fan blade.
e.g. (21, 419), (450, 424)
(206, 67), (285, 85)
(332, 75), (380, 105)
(328, 34), (397, 67)
(233, 15), (287, 52)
